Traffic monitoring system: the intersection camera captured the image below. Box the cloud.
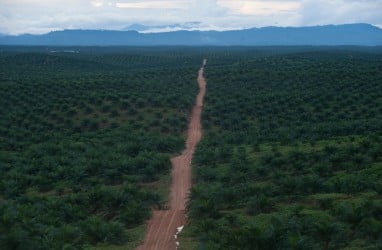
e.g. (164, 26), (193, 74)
(116, 1), (186, 9)
(91, 0), (104, 8)
(218, 1), (300, 16)
(0, 0), (381, 34)
(298, 0), (382, 26)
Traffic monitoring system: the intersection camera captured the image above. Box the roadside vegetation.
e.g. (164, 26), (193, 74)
(1, 47), (381, 250)
(184, 49), (382, 250)
(0, 48), (201, 249)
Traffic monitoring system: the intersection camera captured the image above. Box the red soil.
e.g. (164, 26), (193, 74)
(137, 59), (207, 250)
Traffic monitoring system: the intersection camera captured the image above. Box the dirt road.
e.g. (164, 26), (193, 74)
(137, 59), (207, 250)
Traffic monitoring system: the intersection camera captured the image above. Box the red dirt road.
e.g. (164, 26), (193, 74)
(137, 59), (207, 250)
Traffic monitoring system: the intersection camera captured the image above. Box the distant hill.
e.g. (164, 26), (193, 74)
(123, 22), (202, 32)
(1, 23), (381, 46)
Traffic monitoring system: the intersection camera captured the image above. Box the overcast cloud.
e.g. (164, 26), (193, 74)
(0, 0), (381, 35)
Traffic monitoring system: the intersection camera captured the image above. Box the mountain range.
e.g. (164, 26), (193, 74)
(1, 23), (381, 46)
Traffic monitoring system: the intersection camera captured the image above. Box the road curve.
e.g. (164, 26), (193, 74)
(137, 59), (207, 250)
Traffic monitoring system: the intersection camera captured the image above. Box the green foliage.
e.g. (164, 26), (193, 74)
(188, 49), (382, 249)
(0, 47), (202, 249)
(2, 46), (381, 249)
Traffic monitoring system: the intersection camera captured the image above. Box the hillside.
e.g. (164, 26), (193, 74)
(1, 24), (382, 46)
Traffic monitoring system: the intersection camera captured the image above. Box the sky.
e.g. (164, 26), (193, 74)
(0, 0), (381, 35)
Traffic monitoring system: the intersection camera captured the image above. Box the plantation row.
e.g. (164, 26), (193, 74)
(0, 49), (202, 249)
(182, 50), (382, 249)
(1, 47), (381, 250)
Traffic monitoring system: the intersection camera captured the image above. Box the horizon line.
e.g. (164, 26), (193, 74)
(1, 22), (381, 36)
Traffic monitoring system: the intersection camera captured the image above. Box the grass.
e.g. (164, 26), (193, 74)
(87, 224), (146, 250)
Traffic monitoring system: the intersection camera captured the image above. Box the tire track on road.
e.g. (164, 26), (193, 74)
(137, 59), (207, 250)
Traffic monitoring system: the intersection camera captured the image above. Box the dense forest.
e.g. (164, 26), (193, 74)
(181, 49), (382, 249)
(0, 48), (203, 249)
(1, 47), (381, 250)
